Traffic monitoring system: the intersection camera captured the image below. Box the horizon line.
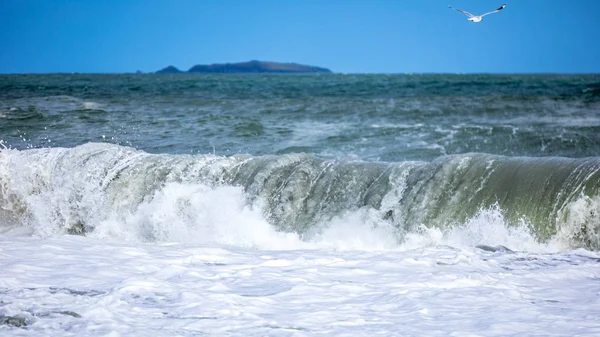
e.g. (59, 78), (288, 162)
(1, 71), (599, 75)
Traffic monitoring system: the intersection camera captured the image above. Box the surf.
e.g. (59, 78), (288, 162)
(1, 143), (598, 251)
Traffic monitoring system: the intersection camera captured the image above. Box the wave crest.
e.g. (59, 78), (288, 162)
(1, 143), (599, 251)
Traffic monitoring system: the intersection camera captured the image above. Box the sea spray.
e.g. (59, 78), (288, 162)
(1, 143), (599, 250)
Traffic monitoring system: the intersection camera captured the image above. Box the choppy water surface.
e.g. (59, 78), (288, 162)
(1, 74), (600, 336)
(2, 74), (599, 160)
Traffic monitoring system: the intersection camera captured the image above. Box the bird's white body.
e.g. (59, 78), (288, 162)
(449, 4), (506, 23)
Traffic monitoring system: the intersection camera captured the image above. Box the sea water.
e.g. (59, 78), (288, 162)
(1, 74), (600, 336)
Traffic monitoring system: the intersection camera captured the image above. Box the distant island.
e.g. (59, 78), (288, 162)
(156, 60), (332, 74)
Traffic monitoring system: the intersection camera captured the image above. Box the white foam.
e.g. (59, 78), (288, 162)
(90, 182), (406, 251)
(81, 101), (102, 110)
(311, 208), (400, 250)
(92, 181), (567, 254)
(444, 206), (564, 253)
(93, 183), (307, 250)
(0, 234), (598, 336)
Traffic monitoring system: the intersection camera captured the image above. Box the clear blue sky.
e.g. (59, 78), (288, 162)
(1, 0), (599, 74)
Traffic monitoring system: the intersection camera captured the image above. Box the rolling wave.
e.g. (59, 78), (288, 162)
(1, 143), (599, 250)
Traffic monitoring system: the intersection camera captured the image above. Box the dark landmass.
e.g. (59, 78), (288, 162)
(156, 65), (183, 74)
(156, 60), (332, 74)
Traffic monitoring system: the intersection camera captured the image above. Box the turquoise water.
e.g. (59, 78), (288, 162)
(2, 74), (599, 160)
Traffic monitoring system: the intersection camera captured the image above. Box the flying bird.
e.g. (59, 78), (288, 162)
(448, 4), (506, 22)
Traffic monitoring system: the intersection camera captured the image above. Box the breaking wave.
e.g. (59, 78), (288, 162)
(1, 143), (599, 251)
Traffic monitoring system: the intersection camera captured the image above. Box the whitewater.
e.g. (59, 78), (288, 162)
(1, 74), (600, 336)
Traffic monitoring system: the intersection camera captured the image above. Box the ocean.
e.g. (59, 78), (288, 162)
(1, 73), (600, 336)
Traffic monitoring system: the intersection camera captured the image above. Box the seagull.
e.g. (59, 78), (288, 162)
(448, 4), (506, 22)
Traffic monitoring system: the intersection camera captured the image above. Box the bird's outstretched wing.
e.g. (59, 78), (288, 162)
(448, 5), (475, 18)
(480, 4), (506, 17)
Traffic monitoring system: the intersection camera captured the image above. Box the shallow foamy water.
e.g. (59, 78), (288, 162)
(1, 232), (599, 336)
